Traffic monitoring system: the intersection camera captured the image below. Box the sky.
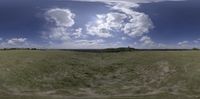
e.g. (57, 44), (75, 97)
(0, 0), (199, 49)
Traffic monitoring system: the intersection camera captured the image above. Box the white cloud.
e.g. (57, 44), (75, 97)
(44, 8), (84, 41)
(0, 38), (31, 48)
(178, 41), (189, 46)
(123, 12), (154, 37)
(7, 38), (27, 45)
(44, 0), (185, 49)
(177, 41), (190, 48)
(74, 0), (185, 4)
(0, 37), (45, 48)
(193, 40), (199, 44)
(48, 38), (128, 49)
(193, 38), (200, 44)
(121, 37), (127, 40)
(77, 0), (185, 39)
(84, 0), (155, 38)
(140, 36), (155, 46)
(44, 8), (109, 49)
(46, 27), (71, 41)
(108, 0), (155, 38)
(44, 8), (76, 41)
(138, 36), (171, 49)
(177, 39), (200, 48)
(86, 12), (127, 38)
(46, 8), (75, 27)
(49, 39), (103, 49)
(86, 11), (153, 38)
(72, 28), (83, 38)
(74, 39), (105, 45)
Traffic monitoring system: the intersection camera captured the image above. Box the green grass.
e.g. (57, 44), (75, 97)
(0, 50), (200, 98)
(0, 94), (198, 99)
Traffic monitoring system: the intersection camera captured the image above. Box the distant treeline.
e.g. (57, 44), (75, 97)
(0, 47), (199, 52)
(71, 48), (199, 53)
(0, 48), (37, 50)
(103, 47), (136, 52)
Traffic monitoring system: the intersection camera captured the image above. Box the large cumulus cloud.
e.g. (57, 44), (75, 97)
(43, 0), (185, 48)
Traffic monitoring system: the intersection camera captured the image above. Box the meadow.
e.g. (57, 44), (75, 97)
(0, 50), (200, 99)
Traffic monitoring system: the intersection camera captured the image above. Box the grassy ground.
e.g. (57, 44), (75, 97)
(0, 50), (200, 98)
(0, 94), (198, 99)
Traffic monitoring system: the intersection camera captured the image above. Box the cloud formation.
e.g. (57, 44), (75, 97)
(76, 0), (185, 39)
(84, 0), (154, 38)
(48, 39), (125, 49)
(177, 41), (189, 48)
(140, 36), (155, 45)
(44, 8), (84, 41)
(7, 38), (27, 45)
(43, 0), (186, 49)
(74, 0), (185, 4)
(46, 8), (75, 27)
(86, 12), (127, 38)
(0, 38), (30, 48)
(123, 12), (153, 37)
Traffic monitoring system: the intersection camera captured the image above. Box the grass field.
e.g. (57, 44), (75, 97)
(0, 50), (200, 98)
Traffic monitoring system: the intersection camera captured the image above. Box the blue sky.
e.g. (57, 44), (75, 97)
(0, 0), (199, 49)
